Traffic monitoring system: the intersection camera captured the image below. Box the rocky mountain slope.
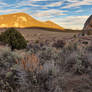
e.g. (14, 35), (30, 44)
(83, 15), (92, 34)
(0, 12), (64, 30)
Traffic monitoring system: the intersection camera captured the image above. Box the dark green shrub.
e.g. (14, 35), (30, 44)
(0, 28), (27, 50)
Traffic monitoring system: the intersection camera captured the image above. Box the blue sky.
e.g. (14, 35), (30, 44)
(0, 0), (92, 29)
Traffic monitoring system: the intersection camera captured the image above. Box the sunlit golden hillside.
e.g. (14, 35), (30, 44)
(0, 12), (64, 30)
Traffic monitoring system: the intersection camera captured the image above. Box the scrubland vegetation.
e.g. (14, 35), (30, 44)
(0, 28), (92, 92)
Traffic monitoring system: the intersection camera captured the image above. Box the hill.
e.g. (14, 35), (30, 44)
(83, 15), (92, 35)
(0, 12), (64, 30)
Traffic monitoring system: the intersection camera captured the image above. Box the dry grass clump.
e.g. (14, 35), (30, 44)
(16, 54), (42, 72)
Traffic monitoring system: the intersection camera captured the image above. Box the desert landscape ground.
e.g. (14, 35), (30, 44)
(0, 28), (80, 42)
(0, 27), (92, 92)
(0, 12), (91, 92)
(0, 0), (92, 91)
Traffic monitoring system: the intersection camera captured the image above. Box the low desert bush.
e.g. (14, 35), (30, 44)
(52, 40), (65, 49)
(0, 48), (21, 92)
(27, 42), (43, 54)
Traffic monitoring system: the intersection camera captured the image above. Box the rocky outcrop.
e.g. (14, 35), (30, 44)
(83, 15), (92, 35)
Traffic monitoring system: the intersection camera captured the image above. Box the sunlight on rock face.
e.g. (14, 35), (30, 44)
(14, 22), (19, 27)
(0, 24), (7, 27)
(0, 16), (4, 20)
(19, 16), (27, 22)
(13, 15), (17, 17)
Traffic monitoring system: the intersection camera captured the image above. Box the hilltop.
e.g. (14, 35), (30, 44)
(0, 12), (64, 30)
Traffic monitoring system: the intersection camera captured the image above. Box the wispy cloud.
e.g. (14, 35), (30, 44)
(0, 8), (29, 14)
(0, 1), (11, 8)
(45, 1), (63, 7)
(62, 0), (92, 8)
(75, 10), (84, 13)
(15, 0), (40, 8)
(31, 0), (48, 1)
(53, 16), (89, 29)
(32, 9), (67, 18)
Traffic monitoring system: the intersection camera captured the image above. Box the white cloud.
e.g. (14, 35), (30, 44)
(0, 1), (9, 6)
(31, 0), (48, 1)
(16, 1), (40, 7)
(16, 1), (63, 9)
(32, 9), (67, 18)
(52, 15), (89, 29)
(62, 0), (92, 8)
(0, 1), (11, 8)
(75, 9), (84, 13)
(45, 1), (63, 7)
(67, 0), (80, 2)
(0, 8), (29, 14)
